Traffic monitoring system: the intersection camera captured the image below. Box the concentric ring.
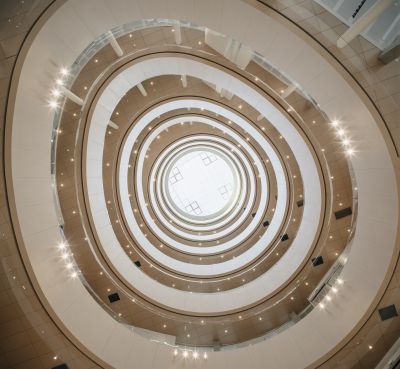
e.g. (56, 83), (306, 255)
(139, 118), (267, 244)
(159, 141), (245, 227)
(7, 3), (398, 367)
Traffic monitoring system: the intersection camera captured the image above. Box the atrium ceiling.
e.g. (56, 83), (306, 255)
(0, 1), (399, 369)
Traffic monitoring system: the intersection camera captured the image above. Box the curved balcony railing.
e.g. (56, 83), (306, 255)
(48, 18), (358, 350)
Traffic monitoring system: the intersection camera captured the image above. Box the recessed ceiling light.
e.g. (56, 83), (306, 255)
(60, 68), (69, 76)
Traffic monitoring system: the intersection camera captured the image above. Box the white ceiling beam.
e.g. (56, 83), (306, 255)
(221, 89), (233, 100)
(59, 85), (83, 106)
(108, 120), (119, 129)
(337, 0), (392, 48)
(181, 75), (187, 88)
(137, 82), (147, 97)
(281, 84), (297, 99)
(173, 23), (182, 45)
(106, 31), (124, 57)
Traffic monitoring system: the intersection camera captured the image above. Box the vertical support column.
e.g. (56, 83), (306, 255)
(137, 83), (147, 97)
(281, 84), (297, 99)
(173, 23), (182, 45)
(181, 75), (187, 88)
(106, 31), (124, 57)
(59, 85), (83, 106)
(108, 121), (119, 129)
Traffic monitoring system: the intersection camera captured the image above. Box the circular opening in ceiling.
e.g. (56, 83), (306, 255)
(162, 145), (242, 224)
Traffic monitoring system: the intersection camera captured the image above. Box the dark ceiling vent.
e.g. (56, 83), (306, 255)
(296, 199), (304, 207)
(334, 207), (352, 220)
(134, 260), (141, 267)
(251, 213), (256, 218)
(108, 292), (120, 303)
(52, 364), (69, 369)
(378, 304), (398, 321)
(263, 220), (270, 227)
(281, 233), (289, 241)
(312, 256), (324, 266)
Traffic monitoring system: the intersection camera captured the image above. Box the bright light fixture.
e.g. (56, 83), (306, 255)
(60, 67), (69, 76)
(52, 89), (61, 97)
(49, 100), (58, 109)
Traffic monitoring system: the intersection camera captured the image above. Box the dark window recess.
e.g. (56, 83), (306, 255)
(52, 364), (69, 369)
(263, 220), (270, 227)
(275, 195), (278, 200)
(296, 199), (304, 207)
(134, 260), (141, 268)
(378, 304), (398, 321)
(108, 292), (120, 303)
(312, 256), (324, 266)
(251, 213), (256, 218)
(334, 207), (352, 220)
(352, 0), (367, 18)
(281, 233), (289, 241)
